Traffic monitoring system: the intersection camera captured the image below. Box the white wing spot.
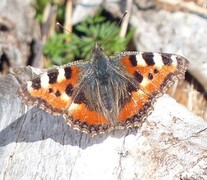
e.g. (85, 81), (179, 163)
(69, 103), (80, 112)
(41, 75), (49, 88)
(153, 53), (163, 67)
(27, 81), (32, 90)
(136, 54), (147, 66)
(171, 55), (178, 66)
(141, 77), (150, 86)
(57, 68), (65, 83)
(61, 92), (71, 101)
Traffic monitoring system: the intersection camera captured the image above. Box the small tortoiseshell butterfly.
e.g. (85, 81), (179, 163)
(18, 44), (189, 136)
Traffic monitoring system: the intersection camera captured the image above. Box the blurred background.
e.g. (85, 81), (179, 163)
(0, 0), (206, 120)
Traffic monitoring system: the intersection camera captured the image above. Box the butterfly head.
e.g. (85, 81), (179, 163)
(92, 43), (103, 52)
(91, 43), (108, 60)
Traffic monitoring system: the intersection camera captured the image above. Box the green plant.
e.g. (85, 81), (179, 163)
(43, 11), (135, 66)
(32, 0), (49, 23)
(32, 0), (64, 23)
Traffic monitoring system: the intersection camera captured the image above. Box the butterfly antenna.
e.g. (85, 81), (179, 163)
(104, 11), (128, 43)
(56, 22), (71, 34)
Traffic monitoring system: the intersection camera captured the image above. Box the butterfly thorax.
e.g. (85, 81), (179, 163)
(91, 44), (109, 82)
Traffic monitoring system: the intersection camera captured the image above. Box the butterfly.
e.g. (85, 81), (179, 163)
(18, 43), (189, 136)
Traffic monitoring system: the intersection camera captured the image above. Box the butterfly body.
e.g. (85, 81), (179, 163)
(18, 44), (189, 136)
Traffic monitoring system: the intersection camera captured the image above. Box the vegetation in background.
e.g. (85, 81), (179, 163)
(32, 0), (64, 23)
(32, 1), (135, 66)
(44, 12), (135, 66)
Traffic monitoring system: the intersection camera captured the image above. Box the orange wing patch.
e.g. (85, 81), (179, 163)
(29, 87), (70, 110)
(120, 53), (186, 95)
(118, 90), (150, 121)
(18, 66), (80, 114)
(67, 103), (109, 125)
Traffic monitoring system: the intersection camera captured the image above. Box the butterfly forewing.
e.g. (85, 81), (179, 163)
(115, 51), (189, 123)
(18, 65), (81, 115)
